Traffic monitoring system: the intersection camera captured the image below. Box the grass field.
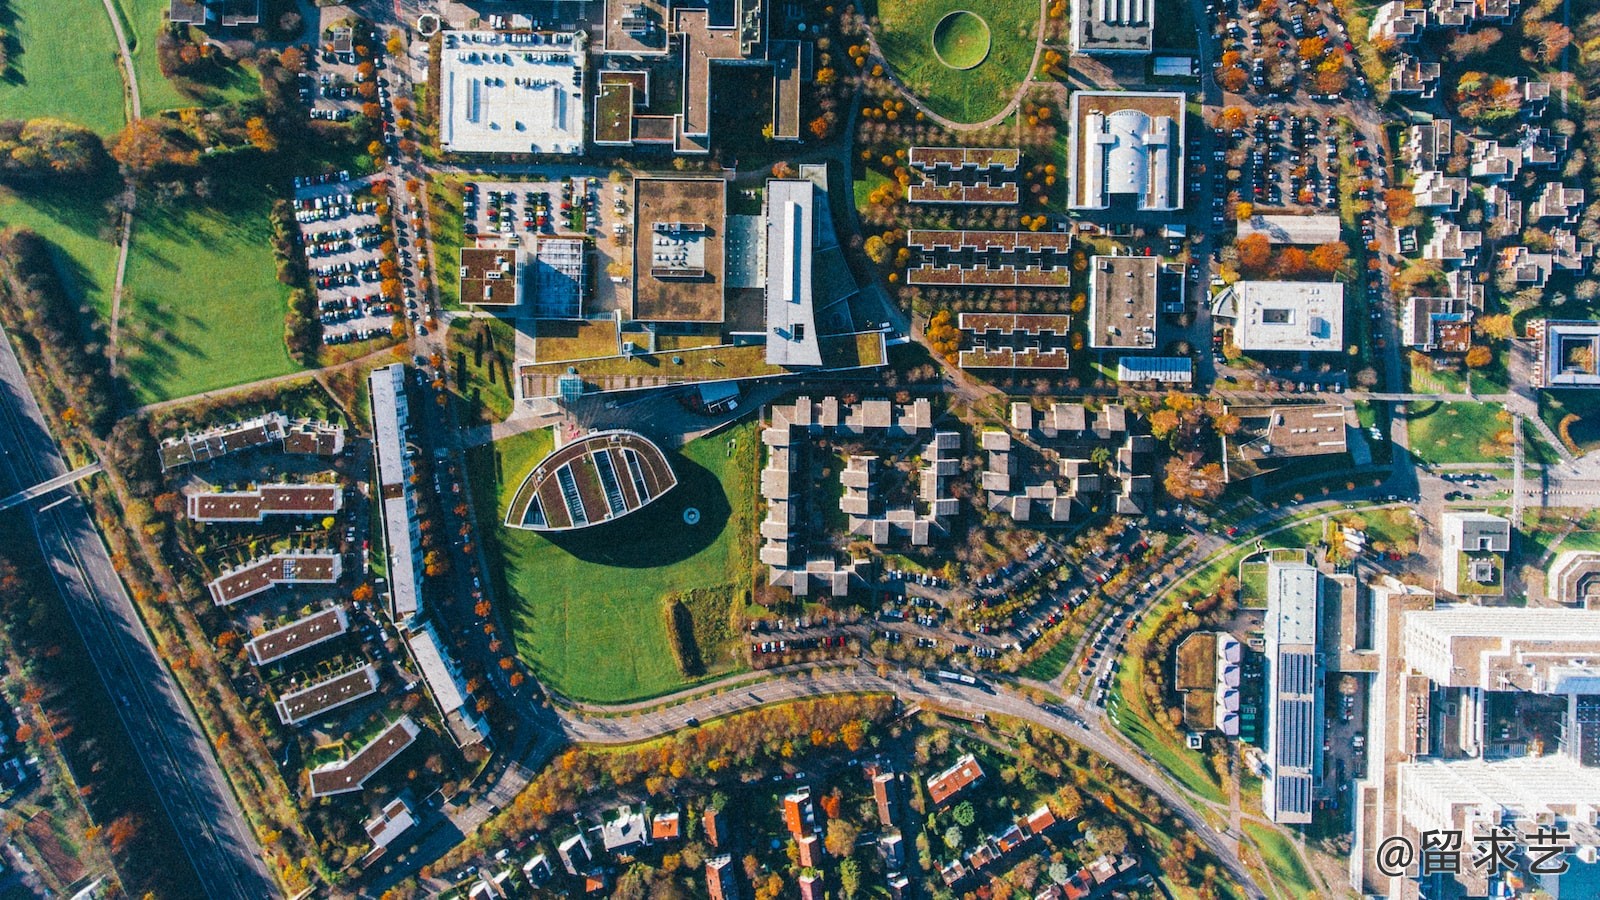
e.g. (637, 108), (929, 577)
(121, 164), (299, 403)
(110, 0), (227, 114)
(931, 11), (991, 68)
(872, 0), (1037, 122)
(472, 421), (760, 702)
(1242, 822), (1317, 898)
(0, 172), (122, 317)
(426, 175), (466, 308)
(0, 0), (127, 134)
(446, 317), (517, 423)
(1401, 401), (1511, 465)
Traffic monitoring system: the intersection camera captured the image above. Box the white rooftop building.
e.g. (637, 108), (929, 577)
(368, 365), (423, 624)
(763, 179), (821, 366)
(440, 31), (586, 155)
(1069, 92), (1185, 212)
(1213, 281), (1345, 353)
(405, 622), (490, 747)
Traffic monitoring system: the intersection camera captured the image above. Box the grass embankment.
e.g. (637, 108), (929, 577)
(0, 171), (122, 318)
(471, 421), (759, 702)
(0, 0), (127, 134)
(121, 162), (299, 403)
(873, 0), (1038, 123)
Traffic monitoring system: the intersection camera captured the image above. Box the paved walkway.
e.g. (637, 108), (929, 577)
(97, 0), (139, 360)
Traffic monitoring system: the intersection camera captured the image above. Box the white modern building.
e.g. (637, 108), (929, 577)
(1212, 281), (1345, 353)
(1439, 511), (1511, 597)
(763, 179), (821, 366)
(368, 365), (423, 624)
(1069, 92), (1185, 212)
(1070, 0), (1153, 54)
(439, 31), (586, 155)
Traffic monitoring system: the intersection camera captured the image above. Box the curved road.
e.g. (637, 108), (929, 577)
(551, 669), (1266, 900)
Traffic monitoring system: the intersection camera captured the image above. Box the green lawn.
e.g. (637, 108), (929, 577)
(472, 422), (759, 702)
(120, 165), (299, 402)
(1242, 822), (1317, 898)
(110, 0), (259, 113)
(873, 0), (1037, 123)
(1541, 389), (1600, 455)
(426, 174), (466, 309)
(0, 0), (128, 134)
(447, 316), (517, 424)
(1558, 532), (1600, 553)
(1401, 401), (1512, 465)
(0, 171), (122, 317)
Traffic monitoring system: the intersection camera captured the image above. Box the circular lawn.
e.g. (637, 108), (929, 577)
(931, 11), (992, 69)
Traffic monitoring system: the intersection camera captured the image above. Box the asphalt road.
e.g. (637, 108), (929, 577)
(0, 324), (277, 900)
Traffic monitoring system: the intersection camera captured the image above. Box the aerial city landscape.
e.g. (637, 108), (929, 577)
(2, 0), (1600, 897)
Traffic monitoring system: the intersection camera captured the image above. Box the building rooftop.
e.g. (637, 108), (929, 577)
(927, 753), (984, 806)
(1214, 280), (1345, 353)
(506, 430), (677, 532)
(1088, 255), (1160, 350)
(185, 483), (342, 523)
(307, 716), (420, 797)
(632, 177), (726, 322)
(1069, 92), (1185, 211)
(459, 247), (520, 307)
(1236, 214), (1341, 245)
(208, 550), (342, 606)
(1538, 319), (1600, 388)
(1222, 403), (1348, 480)
(439, 31), (585, 155)
(406, 623), (490, 747)
(764, 179), (821, 366)
(245, 606), (348, 667)
(1071, 0), (1154, 54)
(275, 664), (379, 725)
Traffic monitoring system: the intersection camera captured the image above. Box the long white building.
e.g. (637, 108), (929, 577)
(1262, 559), (1324, 825)
(368, 365), (423, 625)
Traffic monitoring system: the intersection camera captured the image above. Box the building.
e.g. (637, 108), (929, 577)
(1071, 0), (1153, 54)
(1116, 357), (1192, 384)
(307, 716), (419, 797)
(505, 430), (677, 531)
(906, 230), (1073, 287)
(439, 31), (585, 155)
(364, 798), (416, 853)
(1401, 295), (1473, 353)
(1440, 511), (1511, 597)
(1261, 559), (1324, 825)
(246, 606), (349, 667)
(368, 365), (423, 624)
(599, 806), (650, 854)
(706, 855), (739, 900)
(1235, 214), (1341, 246)
(1219, 403), (1349, 481)
(871, 770), (898, 827)
(907, 147), (1021, 204)
(1534, 320), (1600, 388)
(594, 0), (803, 153)
(1387, 54), (1441, 98)
(1351, 592), (1600, 899)
(168, 0), (259, 27)
(781, 786), (817, 837)
(405, 623), (490, 746)
(927, 753), (985, 806)
(1068, 92), (1185, 212)
(274, 663), (380, 725)
(631, 177), (727, 323)
(159, 412), (285, 470)
(529, 238), (588, 319)
(1550, 551), (1600, 607)
(558, 832), (594, 875)
(1212, 280), (1345, 353)
(763, 179), (821, 366)
(207, 550), (342, 606)
(185, 483), (342, 523)
(957, 313), (1071, 370)
(1087, 255), (1161, 351)
(459, 247), (521, 308)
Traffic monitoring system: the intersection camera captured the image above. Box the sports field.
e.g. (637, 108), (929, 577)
(873, 0), (1037, 122)
(0, 0), (128, 134)
(120, 168), (299, 403)
(472, 422), (758, 702)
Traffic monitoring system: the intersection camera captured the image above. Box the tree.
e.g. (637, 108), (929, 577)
(1088, 824), (1129, 858)
(245, 117), (277, 153)
(952, 801), (976, 827)
(825, 818), (861, 857)
(863, 235), (890, 265)
(1465, 345), (1493, 368)
(943, 825), (964, 850)
(1309, 241), (1348, 273)
(1477, 313), (1515, 341)
(1234, 201), (1254, 221)
(839, 859), (862, 900)
(1277, 246), (1308, 275)
(1384, 188), (1416, 224)
(1236, 233), (1272, 273)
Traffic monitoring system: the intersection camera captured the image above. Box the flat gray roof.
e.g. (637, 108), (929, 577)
(764, 180), (822, 367)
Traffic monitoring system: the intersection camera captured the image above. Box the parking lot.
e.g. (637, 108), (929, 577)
(462, 177), (631, 315)
(293, 178), (397, 345)
(1217, 110), (1340, 211)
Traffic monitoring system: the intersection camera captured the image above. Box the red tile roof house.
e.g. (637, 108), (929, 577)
(926, 753), (985, 806)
